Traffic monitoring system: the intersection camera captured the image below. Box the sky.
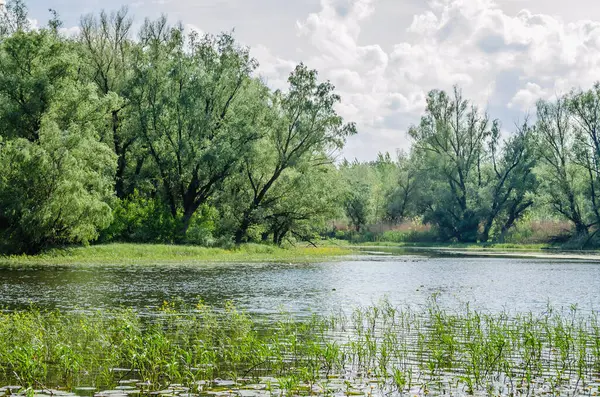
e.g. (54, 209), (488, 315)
(23, 0), (600, 161)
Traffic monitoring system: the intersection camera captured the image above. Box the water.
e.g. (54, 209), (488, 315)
(2, 247), (600, 315)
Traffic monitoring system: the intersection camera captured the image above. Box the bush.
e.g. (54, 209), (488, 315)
(184, 205), (218, 246)
(102, 194), (220, 246)
(100, 192), (179, 243)
(329, 220), (437, 244)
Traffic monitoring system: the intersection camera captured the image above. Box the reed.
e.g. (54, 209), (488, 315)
(1, 299), (600, 396)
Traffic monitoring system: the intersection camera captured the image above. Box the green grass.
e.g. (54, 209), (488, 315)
(0, 243), (354, 267)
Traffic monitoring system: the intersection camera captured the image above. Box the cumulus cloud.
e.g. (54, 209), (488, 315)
(251, 45), (297, 91)
(89, 0), (599, 160)
(508, 82), (547, 111)
(256, 0), (600, 159)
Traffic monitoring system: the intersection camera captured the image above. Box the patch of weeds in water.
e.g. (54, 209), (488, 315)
(3, 298), (600, 396)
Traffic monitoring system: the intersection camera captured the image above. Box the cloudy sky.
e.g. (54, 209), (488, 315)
(25, 0), (600, 160)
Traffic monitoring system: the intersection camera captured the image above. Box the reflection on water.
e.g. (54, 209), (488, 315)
(1, 248), (600, 314)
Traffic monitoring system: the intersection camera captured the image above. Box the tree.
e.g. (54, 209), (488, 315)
(480, 121), (538, 242)
(0, 30), (75, 141)
(340, 160), (374, 232)
(535, 97), (589, 235)
(0, 0), (29, 37)
(79, 8), (136, 198)
(0, 116), (116, 253)
(409, 87), (492, 242)
(0, 29), (116, 253)
(385, 151), (418, 223)
(569, 83), (600, 231)
(262, 165), (343, 245)
(129, 19), (265, 237)
(233, 63), (356, 243)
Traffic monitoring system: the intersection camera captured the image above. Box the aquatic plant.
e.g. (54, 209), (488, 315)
(2, 299), (600, 396)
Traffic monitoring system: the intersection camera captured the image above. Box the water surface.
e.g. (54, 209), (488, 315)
(1, 248), (599, 314)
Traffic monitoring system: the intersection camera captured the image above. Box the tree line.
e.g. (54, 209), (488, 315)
(0, 1), (358, 253)
(1, 1), (599, 253)
(342, 86), (600, 247)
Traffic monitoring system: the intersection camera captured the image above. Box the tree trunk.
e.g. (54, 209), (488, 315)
(574, 221), (589, 236)
(112, 110), (127, 199)
(276, 230), (287, 246)
(480, 228), (490, 243)
(179, 201), (201, 240)
(235, 214), (252, 245)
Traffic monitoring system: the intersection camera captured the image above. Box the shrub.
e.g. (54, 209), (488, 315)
(100, 192), (179, 243)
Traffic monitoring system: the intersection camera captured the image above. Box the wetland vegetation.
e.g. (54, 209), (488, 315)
(2, 299), (600, 397)
(0, 244), (351, 267)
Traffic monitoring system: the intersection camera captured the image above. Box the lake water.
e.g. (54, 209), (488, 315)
(1, 247), (600, 315)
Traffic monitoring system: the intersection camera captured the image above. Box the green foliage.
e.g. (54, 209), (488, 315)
(402, 87), (539, 242)
(0, 119), (115, 253)
(0, 29), (77, 141)
(408, 88), (494, 242)
(385, 152), (418, 223)
(0, 0), (30, 37)
(129, 23), (265, 236)
(340, 161), (375, 232)
(229, 63), (356, 244)
(1, 301), (599, 397)
(100, 192), (179, 243)
(184, 204), (219, 245)
(0, 27), (116, 253)
(4, 1), (600, 251)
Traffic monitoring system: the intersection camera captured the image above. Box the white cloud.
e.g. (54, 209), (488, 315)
(258, 0), (600, 159)
(251, 45), (297, 92)
(508, 82), (546, 111)
(59, 25), (80, 37)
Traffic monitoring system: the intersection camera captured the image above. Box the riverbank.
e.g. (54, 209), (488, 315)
(4, 240), (600, 268)
(324, 239), (600, 260)
(365, 244), (600, 261)
(0, 243), (353, 267)
(354, 241), (551, 250)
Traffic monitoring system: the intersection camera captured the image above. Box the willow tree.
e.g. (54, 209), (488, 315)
(232, 64), (356, 243)
(0, 29), (74, 141)
(569, 84), (600, 232)
(385, 151), (418, 223)
(480, 121), (538, 242)
(0, 0), (29, 37)
(535, 97), (589, 236)
(409, 87), (492, 242)
(0, 27), (116, 253)
(79, 7), (136, 198)
(129, 18), (266, 236)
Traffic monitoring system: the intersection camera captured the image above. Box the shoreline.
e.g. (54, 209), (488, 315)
(0, 243), (353, 267)
(358, 244), (600, 261)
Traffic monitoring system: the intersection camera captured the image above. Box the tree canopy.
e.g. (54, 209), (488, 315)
(2, 0), (600, 252)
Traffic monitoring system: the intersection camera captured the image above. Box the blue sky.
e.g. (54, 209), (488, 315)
(24, 0), (600, 160)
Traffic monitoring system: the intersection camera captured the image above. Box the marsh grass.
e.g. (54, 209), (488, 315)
(0, 243), (353, 267)
(1, 299), (600, 397)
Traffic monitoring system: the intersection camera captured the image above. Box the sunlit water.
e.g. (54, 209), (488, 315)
(1, 247), (599, 315)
